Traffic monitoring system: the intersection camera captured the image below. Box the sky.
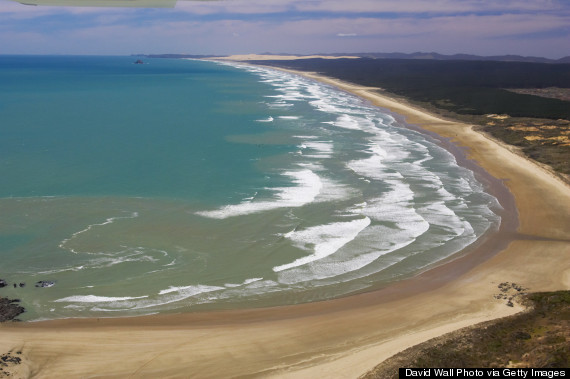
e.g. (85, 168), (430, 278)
(0, 0), (569, 58)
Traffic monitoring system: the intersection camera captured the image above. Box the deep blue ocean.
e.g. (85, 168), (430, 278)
(0, 56), (501, 320)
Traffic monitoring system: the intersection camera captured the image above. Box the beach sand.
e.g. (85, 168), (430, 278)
(1, 57), (569, 379)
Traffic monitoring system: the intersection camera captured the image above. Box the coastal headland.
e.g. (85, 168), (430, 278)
(0, 55), (569, 378)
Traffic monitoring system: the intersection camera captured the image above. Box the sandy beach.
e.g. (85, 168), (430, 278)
(215, 54), (361, 61)
(1, 56), (569, 379)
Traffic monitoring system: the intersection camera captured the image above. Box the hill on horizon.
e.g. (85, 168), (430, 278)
(141, 52), (570, 64)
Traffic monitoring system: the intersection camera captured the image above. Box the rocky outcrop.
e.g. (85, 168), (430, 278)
(0, 298), (24, 322)
(35, 281), (55, 288)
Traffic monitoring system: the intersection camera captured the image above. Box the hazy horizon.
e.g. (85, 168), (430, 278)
(1, 0), (569, 59)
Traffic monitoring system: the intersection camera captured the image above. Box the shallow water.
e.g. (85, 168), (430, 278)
(0, 57), (501, 320)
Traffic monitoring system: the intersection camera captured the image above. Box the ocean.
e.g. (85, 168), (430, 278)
(0, 56), (501, 320)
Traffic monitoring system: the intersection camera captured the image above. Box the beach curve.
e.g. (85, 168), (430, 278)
(1, 56), (569, 379)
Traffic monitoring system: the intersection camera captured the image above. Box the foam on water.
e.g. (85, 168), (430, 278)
(298, 141), (334, 158)
(59, 212), (139, 254)
(274, 217), (371, 272)
(220, 61), (494, 306)
(1, 58), (502, 319)
(61, 285), (227, 313)
(224, 277), (264, 288)
(329, 114), (374, 131)
(55, 295), (149, 303)
(196, 169), (323, 219)
(34, 250), (163, 275)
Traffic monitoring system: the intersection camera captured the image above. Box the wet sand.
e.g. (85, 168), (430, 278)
(1, 57), (569, 378)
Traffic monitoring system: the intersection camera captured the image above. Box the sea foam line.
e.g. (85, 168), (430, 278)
(196, 169), (323, 219)
(57, 285), (226, 313)
(59, 212), (139, 254)
(273, 217), (371, 272)
(55, 295), (148, 303)
(224, 62), (500, 287)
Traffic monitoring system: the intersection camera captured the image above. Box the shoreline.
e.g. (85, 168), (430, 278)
(1, 58), (569, 378)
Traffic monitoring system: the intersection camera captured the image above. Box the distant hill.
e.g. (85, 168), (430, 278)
(137, 52), (569, 64)
(345, 52), (570, 64)
(254, 52), (570, 63)
(135, 54), (220, 59)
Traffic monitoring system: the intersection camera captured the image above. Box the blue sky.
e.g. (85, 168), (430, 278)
(1, 0), (569, 58)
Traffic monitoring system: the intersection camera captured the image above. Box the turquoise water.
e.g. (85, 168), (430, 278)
(0, 56), (501, 320)
(0, 56), (280, 201)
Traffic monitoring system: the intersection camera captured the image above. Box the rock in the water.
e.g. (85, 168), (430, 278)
(35, 280), (55, 288)
(0, 279), (7, 288)
(0, 298), (25, 322)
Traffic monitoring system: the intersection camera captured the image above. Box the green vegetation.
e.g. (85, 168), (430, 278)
(253, 59), (570, 119)
(480, 117), (570, 175)
(362, 291), (570, 378)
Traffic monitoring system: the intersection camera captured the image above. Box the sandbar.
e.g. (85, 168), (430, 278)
(215, 53), (360, 61)
(1, 57), (569, 379)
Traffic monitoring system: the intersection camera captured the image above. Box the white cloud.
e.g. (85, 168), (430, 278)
(176, 0), (293, 15)
(290, 0), (565, 14)
(0, 0), (568, 57)
(5, 0), (175, 7)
